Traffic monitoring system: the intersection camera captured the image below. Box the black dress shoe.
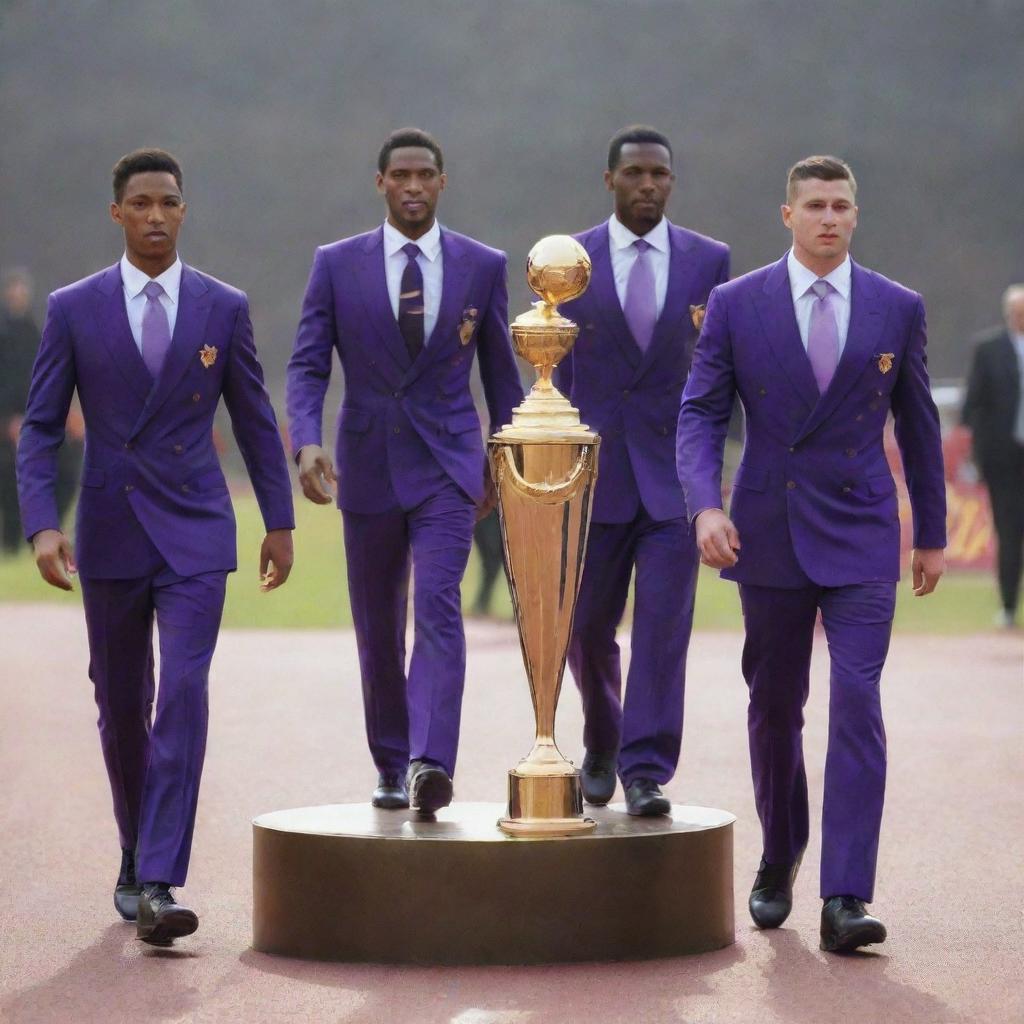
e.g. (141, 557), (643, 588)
(371, 773), (409, 809)
(136, 883), (199, 946)
(406, 760), (453, 815)
(820, 895), (887, 953)
(624, 778), (671, 817)
(114, 848), (142, 922)
(748, 855), (802, 929)
(580, 751), (617, 806)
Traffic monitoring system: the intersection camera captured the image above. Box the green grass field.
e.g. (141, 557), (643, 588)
(0, 490), (1004, 633)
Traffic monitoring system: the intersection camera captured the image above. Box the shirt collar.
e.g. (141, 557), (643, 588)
(787, 248), (851, 301)
(383, 219), (442, 262)
(120, 253), (183, 303)
(608, 214), (669, 255)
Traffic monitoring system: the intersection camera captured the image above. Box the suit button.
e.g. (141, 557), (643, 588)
(181, 484), (190, 493)
(661, 426), (669, 436)
(192, 392), (201, 403)
(174, 444), (184, 454)
(124, 484), (134, 493)
(124, 441), (133, 450)
(393, 426), (401, 434)
(392, 390), (402, 399)
(786, 480), (796, 490)
(622, 389), (630, 397)
(842, 485), (852, 493)
(855, 414), (864, 422)
(759, 387), (767, 396)
(788, 446), (795, 453)
(846, 448), (856, 457)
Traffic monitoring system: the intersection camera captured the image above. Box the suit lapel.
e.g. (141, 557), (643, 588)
(130, 265), (213, 436)
(404, 228), (473, 384)
(631, 223), (697, 383)
(586, 224), (642, 371)
(91, 266), (152, 400)
(753, 256), (820, 413)
(798, 261), (886, 440)
(354, 228), (412, 378)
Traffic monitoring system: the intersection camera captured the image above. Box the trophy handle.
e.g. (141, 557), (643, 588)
(492, 444), (595, 504)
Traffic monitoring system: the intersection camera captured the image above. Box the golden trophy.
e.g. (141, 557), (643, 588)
(491, 235), (600, 836)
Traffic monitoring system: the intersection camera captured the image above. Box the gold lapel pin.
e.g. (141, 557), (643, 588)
(877, 352), (894, 374)
(200, 345), (218, 368)
(690, 304), (706, 330)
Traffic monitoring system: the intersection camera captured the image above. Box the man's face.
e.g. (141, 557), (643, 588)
(1004, 294), (1024, 334)
(110, 172), (185, 263)
(782, 178), (858, 267)
(3, 280), (31, 317)
(376, 147), (446, 235)
(604, 143), (674, 234)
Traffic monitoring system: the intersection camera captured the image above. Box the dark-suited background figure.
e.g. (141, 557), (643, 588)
(962, 285), (1024, 628)
(16, 149), (295, 946)
(556, 126), (729, 816)
(286, 128), (523, 816)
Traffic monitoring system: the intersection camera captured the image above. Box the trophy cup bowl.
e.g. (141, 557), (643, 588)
(491, 236), (600, 836)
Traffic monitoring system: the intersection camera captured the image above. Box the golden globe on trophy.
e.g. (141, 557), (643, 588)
(490, 235), (600, 836)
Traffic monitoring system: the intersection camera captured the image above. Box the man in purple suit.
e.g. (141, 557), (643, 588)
(286, 128), (522, 815)
(17, 149), (295, 946)
(677, 156), (946, 952)
(557, 126), (729, 815)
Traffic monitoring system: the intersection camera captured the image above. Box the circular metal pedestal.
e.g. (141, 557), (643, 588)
(253, 801), (734, 964)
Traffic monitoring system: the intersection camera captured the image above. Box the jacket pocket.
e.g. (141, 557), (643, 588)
(732, 465), (769, 493)
(867, 474), (896, 496)
(188, 467), (228, 493)
(339, 408), (372, 433)
(80, 467), (105, 488)
(446, 411), (481, 435)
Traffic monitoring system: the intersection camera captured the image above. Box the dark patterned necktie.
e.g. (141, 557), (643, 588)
(398, 242), (425, 361)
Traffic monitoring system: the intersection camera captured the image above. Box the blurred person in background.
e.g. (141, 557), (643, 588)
(470, 508), (505, 617)
(287, 128), (522, 816)
(962, 285), (1024, 628)
(17, 148), (295, 946)
(678, 155), (946, 953)
(555, 125), (730, 817)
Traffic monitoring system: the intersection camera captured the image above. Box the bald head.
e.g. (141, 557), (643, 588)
(1003, 285), (1024, 335)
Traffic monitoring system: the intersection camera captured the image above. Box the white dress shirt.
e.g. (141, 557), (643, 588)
(787, 249), (852, 355)
(120, 253), (182, 353)
(608, 214), (670, 318)
(383, 219), (443, 344)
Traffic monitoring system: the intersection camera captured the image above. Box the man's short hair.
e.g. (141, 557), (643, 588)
(786, 155), (857, 203)
(377, 127), (444, 174)
(607, 125), (673, 172)
(112, 148), (183, 203)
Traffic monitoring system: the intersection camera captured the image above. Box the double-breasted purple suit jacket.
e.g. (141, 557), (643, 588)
(677, 255), (947, 588)
(17, 263), (295, 578)
(557, 221), (730, 523)
(287, 226), (522, 512)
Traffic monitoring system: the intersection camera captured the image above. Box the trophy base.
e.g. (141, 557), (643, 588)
(499, 767), (595, 835)
(252, 801), (736, 964)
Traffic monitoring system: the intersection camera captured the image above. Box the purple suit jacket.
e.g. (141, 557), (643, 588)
(16, 263), (295, 578)
(556, 221), (730, 523)
(286, 225), (523, 513)
(677, 255), (947, 588)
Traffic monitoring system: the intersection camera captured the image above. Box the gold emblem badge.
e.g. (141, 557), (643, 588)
(690, 304), (706, 330)
(459, 308), (479, 346)
(199, 345), (218, 368)
(877, 352), (894, 374)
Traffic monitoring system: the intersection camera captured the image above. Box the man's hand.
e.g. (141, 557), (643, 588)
(32, 528), (76, 591)
(259, 529), (294, 591)
(6, 414), (22, 445)
(695, 508), (741, 569)
(911, 547), (945, 596)
(477, 460), (498, 522)
(297, 444), (337, 505)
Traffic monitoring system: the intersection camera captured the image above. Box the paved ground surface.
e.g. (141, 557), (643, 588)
(1, 603), (1021, 1024)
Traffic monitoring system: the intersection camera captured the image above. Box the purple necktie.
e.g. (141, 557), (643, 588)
(623, 238), (656, 352)
(398, 242), (425, 361)
(807, 280), (840, 394)
(141, 280), (172, 379)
